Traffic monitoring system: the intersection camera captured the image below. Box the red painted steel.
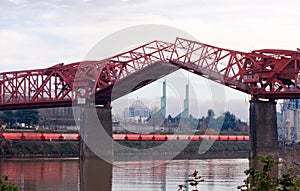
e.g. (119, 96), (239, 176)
(0, 38), (299, 110)
(170, 38), (300, 99)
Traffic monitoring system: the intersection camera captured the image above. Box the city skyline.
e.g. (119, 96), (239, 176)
(112, 70), (250, 121)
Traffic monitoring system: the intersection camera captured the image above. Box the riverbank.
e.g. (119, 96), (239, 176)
(0, 138), (249, 158)
(114, 140), (249, 160)
(0, 140), (79, 158)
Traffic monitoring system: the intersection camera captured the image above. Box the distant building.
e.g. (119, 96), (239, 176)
(182, 83), (189, 118)
(160, 80), (166, 119)
(175, 83), (189, 119)
(112, 115), (120, 126)
(279, 99), (300, 142)
(150, 80), (167, 126)
(39, 107), (77, 129)
(124, 99), (150, 123)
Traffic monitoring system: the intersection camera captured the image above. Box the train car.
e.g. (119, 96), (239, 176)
(0, 132), (249, 141)
(166, 134), (179, 140)
(22, 132), (43, 140)
(140, 134), (155, 141)
(124, 134), (141, 141)
(112, 134), (125, 141)
(1, 132), (23, 140)
(190, 135), (201, 141)
(201, 135), (219, 141)
(42, 133), (64, 141)
(61, 133), (80, 141)
(236, 135), (249, 141)
(152, 134), (168, 141)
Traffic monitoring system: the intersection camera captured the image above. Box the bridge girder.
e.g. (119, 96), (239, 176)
(1, 38), (300, 110)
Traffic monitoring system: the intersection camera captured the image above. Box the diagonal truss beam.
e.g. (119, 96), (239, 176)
(0, 37), (300, 110)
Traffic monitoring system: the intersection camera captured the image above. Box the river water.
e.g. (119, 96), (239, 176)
(0, 158), (248, 191)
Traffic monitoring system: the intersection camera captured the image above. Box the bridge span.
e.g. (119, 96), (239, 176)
(1, 37), (300, 190)
(0, 38), (300, 110)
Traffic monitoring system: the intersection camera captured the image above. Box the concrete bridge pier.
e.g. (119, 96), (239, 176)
(249, 99), (279, 170)
(80, 104), (113, 191)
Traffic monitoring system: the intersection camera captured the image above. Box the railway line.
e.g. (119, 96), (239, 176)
(0, 132), (249, 141)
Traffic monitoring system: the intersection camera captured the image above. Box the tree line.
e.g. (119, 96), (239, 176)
(0, 108), (248, 132)
(160, 109), (248, 133)
(0, 109), (39, 128)
(203, 109), (248, 132)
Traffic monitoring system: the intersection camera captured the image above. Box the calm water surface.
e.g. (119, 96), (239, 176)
(0, 158), (248, 191)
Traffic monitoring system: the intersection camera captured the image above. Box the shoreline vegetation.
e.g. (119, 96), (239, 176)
(0, 139), (249, 159)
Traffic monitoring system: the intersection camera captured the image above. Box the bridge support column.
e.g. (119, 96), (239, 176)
(249, 99), (279, 170)
(80, 105), (113, 191)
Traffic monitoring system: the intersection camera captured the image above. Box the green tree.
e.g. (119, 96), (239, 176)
(0, 139), (12, 156)
(0, 175), (18, 191)
(206, 109), (215, 129)
(208, 115), (224, 131)
(222, 111), (236, 131)
(207, 109), (215, 119)
(14, 109), (39, 127)
(149, 110), (164, 127)
(0, 111), (15, 128)
(238, 155), (300, 191)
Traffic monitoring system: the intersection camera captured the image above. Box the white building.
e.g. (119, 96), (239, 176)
(124, 100), (150, 123)
(280, 99), (300, 142)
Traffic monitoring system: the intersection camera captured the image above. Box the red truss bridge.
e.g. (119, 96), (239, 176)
(0, 38), (300, 110)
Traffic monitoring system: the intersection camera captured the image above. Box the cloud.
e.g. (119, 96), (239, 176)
(1, 0), (298, 122)
(2, 0), (300, 72)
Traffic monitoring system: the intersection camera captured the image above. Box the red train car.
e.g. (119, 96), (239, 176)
(1, 132), (23, 140)
(0, 132), (249, 141)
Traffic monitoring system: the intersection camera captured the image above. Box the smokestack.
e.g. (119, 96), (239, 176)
(182, 83), (189, 118)
(160, 80), (166, 119)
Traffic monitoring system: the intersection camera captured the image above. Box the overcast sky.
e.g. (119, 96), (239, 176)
(1, 0), (300, 121)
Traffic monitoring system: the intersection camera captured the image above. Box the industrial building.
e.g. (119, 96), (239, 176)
(123, 80), (190, 125)
(123, 99), (151, 123)
(279, 99), (300, 143)
(175, 83), (189, 119)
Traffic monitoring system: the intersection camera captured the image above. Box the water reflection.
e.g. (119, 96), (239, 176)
(0, 158), (79, 191)
(112, 159), (248, 191)
(0, 158), (248, 191)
